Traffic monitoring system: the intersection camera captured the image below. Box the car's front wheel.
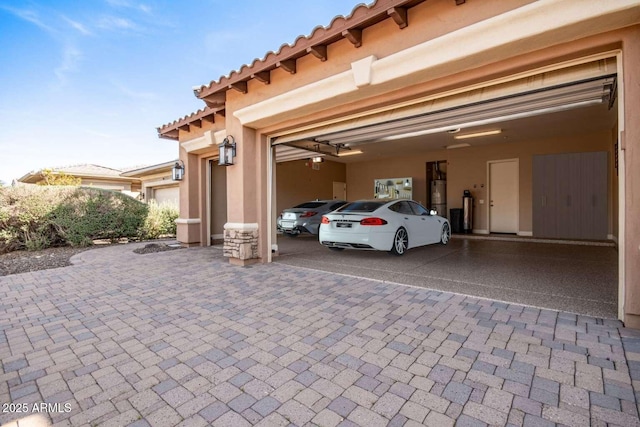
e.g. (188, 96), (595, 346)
(389, 227), (408, 256)
(440, 223), (450, 245)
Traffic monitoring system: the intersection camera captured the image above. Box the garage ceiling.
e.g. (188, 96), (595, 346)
(275, 74), (617, 164)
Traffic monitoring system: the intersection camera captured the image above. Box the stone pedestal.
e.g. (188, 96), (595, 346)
(223, 223), (259, 264)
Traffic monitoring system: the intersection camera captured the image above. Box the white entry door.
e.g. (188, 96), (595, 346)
(489, 160), (518, 233)
(333, 181), (346, 200)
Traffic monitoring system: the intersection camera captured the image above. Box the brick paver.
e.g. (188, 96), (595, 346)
(0, 242), (639, 426)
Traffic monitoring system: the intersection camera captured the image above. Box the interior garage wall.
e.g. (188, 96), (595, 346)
(346, 130), (615, 235)
(276, 159), (346, 213)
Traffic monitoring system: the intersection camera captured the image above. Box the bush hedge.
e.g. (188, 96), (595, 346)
(139, 201), (179, 240)
(0, 185), (171, 253)
(50, 188), (148, 246)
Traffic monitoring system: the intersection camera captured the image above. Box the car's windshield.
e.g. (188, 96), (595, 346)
(293, 202), (325, 209)
(337, 201), (385, 213)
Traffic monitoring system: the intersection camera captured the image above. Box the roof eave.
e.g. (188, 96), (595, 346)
(194, 0), (428, 101)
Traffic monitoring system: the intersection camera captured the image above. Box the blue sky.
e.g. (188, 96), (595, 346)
(0, 0), (361, 184)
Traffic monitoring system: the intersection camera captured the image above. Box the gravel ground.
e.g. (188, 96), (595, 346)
(0, 242), (182, 276)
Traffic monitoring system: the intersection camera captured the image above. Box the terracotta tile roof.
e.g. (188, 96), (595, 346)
(158, 0), (435, 139)
(121, 160), (178, 177)
(52, 164), (124, 176)
(157, 106), (221, 140)
(195, 0), (425, 103)
(17, 164), (139, 184)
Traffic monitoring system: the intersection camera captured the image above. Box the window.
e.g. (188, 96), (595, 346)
(294, 202), (325, 209)
(389, 201), (414, 215)
(338, 201), (385, 213)
(330, 202), (348, 211)
(409, 201), (430, 216)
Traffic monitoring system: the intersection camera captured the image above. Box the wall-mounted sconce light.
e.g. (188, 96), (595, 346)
(218, 136), (236, 166)
(312, 156), (324, 163)
(172, 160), (185, 181)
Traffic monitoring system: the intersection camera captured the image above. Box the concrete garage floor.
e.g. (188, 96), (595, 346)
(274, 235), (619, 319)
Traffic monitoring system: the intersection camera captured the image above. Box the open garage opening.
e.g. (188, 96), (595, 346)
(269, 60), (620, 319)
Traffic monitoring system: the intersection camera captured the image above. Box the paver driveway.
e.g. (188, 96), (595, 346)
(1, 243), (639, 426)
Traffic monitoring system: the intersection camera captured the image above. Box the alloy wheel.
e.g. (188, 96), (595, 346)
(390, 228), (408, 256)
(441, 223), (450, 245)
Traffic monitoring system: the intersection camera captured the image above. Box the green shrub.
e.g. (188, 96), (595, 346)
(139, 201), (178, 240)
(0, 186), (71, 253)
(0, 185), (149, 252)
(51, 188), (148, 246)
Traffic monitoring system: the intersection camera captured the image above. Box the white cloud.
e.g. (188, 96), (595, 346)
(54, 45), (83, 84)
(0, 4), (56, 34)
(105, 0), (152, 15)
(96, 15), (140, 32)
(111, 80), (159, 101)
(62, 16), (92, 36)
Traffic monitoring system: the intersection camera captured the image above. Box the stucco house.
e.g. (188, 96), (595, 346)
(121, 160), (180, 207)
(18, 164), (142, 196)
(17, 162), (180, 206)
(158, 0), (640, 327)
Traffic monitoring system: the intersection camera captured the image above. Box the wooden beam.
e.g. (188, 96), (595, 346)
(201, 92), (225, 107)
(191, 119), (202, 128)
(387, 7), (408, 29)
(178, 124), (190, 132)
(251, 71), (271, 84)
(342, 28), (362, 48)
(307, 45), (327, 61)
(216, 109), (226, 117)
(228, 81), (247, 93)
(202, 114), (215, 124)
(277, 59), (297, 74)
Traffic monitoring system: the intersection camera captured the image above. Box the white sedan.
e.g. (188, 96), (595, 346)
(319, 199), (450, 255)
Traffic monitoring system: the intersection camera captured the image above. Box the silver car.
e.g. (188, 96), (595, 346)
(277, 199), (348, 236)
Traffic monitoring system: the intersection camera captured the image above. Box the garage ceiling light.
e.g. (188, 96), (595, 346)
(454, 129), (502, 139)
(446, 143), (471, 149)
(336, 150), (363, 157)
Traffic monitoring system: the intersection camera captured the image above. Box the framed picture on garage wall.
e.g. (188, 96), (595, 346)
(374, 177), (412, 199)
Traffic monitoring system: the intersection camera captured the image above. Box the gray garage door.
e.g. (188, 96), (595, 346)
(153, 186), (179, 206)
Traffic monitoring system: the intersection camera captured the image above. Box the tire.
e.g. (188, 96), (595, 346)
(440, 223), (450, 245)
(328, 247), (344, 252)
(389, 227), (408, 256)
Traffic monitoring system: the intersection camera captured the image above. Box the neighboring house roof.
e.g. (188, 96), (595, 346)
(19, 164), (136, 184)
(158, 0), (442, 139)
(121, 160), (178, 178)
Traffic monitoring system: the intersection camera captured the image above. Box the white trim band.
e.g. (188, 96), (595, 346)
(175, 218), (201, 225)
(224, 222), (259, 231)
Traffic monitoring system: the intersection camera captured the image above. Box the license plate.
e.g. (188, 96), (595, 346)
(336, 222), (352, 228)
(281, 221), (294, 229)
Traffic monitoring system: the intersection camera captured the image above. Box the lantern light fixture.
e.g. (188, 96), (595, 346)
(218, 136), (237, 166)
(172, 160), (185, 181)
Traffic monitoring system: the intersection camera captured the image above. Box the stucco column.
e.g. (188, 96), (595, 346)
(222, 117), (261, 265)
(175, 146), (201, 246)
(623, 26), (640, 329)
